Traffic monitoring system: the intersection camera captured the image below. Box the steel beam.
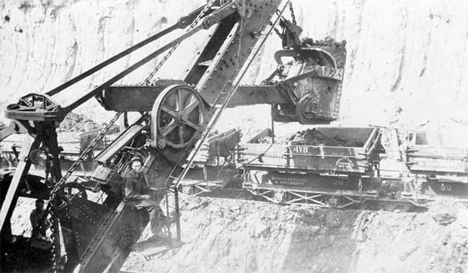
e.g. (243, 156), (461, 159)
(0, 135), (37, 231)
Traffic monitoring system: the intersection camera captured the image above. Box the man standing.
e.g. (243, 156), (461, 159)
(30, 199), (50, 240)
(123, 156), (166, 237)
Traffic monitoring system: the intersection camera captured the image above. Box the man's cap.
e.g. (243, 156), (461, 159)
(35, 199), (45, 205)
(130, 155), (143, 164)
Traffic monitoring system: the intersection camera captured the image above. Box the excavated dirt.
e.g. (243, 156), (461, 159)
(120, 196), (468, 273)
(288, 129), (361, 146)
(9, 194), (468, 273)
(58, 112), (102, 133)
(253, 128), (362, 146)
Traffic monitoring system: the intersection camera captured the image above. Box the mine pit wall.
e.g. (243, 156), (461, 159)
(1, 0), (468, 144)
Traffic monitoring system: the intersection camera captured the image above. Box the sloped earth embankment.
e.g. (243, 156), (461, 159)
(122, 196), (468, 273)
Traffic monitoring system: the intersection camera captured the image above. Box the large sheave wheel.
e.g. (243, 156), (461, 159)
(152, 84), (206, 149)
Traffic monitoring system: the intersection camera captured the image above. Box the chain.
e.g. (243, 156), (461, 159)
(143, 0), (216, 85)
(271, 23), (283, 39)
(50, 2), (220, 270)
(49, 112), (122, 197)
(46, 112), (122, 272)
(187, 0), (216, 30)
(143, 45), (179, 85)
(289, 2), (296, 25)
(50, 213), (61, 273)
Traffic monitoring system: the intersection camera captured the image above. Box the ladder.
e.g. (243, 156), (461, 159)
(164, 0), (291, 240)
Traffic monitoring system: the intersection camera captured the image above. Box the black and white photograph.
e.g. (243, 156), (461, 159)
(0, 0), (467, 272)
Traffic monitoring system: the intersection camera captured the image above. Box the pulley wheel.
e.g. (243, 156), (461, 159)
(152, 85), (206, 149)
(54, 182), (88, 212)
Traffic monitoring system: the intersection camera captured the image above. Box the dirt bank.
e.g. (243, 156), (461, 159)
(122, 196), (468, 273)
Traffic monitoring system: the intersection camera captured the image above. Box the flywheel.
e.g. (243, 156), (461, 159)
(151, 84), (206, 149)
